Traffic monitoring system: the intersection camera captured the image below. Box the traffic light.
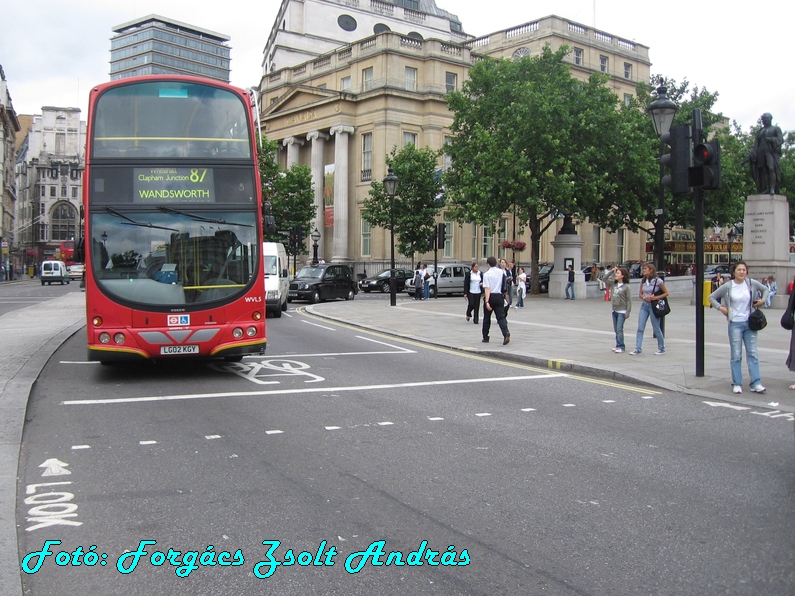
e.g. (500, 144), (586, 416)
(692, 140), (722, 191)
(437, 222), (447, 249)
(296, 225), (304, 249)
(660, 124), (691, 194)
(426, 233), (436, 251)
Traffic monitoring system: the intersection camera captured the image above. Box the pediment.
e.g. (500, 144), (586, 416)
(264, 85), (340, 117)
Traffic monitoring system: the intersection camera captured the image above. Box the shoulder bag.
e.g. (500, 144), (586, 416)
(747, 281), (767, 331)
(781, 292), (795, 331)
(652, 280), (671, 318)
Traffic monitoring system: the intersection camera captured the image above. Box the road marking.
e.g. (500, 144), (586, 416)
(205, 435), (222, 440)
(427, 417), (444, 421)
(377, 421), (394, 426)
(521, 408), (537, 412)
(702, 401), (751, 411)
(62, 373), (566, 405)
(325, 426), (341, 431)
(71, 445), (90, 450)
(563, 404), (576, 407)
(300, 320), (337, 331)
(297, 308), (660, 395)
(265, 430), (284, 435)
(139, 440), (157, 445)
(475, 412), (491, 417)
(39, 459), (70, 476)
(602, 400), (616, 403)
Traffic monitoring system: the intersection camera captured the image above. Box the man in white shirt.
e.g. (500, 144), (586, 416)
(482, 256), (510, 345)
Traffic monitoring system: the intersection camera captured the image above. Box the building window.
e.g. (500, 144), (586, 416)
(72, 187), (78, 198)
(481, 226), (492, 260)
(361, 217), (371, 257)
(624, 93), (632, 106)
(443, 135), (452, 171)
(51, 202), (77, 241)
(405, 67), (417, 91)
(442, 220), (452, 258)
(624, 63), (632, 79)
(573, 48), (583, 66)
(599, 56), (608, 73)
(403, 132), (417, 147)
(341, 76), (351, 91)
(40, 186), (46, 197)
(616, 228), (625, 263)
(592, 225), (601, 262)
(497, 219), (508, 258)
(445, 72), (457, 93)
(361, 133), (372, 181)
(362, 67), (374, 91)
(61, 185), (67, 197)
(50, 186), (56, 197)
(471, 229), (477, 259)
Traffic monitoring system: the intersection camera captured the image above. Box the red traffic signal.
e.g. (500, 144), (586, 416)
(691, 140), (721, 190)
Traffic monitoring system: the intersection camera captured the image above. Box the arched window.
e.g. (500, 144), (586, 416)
(51, 202), (77, 241)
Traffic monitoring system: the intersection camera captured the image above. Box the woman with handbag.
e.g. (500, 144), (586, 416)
(708, 261), (769, 395)
(782, 276), (795, 389)
(629, 263), (668, 356)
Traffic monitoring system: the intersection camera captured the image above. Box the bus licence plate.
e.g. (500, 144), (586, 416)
(161, 345), (199, 355)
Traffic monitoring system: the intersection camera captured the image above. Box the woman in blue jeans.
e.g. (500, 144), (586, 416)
(708, 261), (769, 394)
(629, 263), (668, 356)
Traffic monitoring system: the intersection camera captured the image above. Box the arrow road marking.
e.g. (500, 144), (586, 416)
(39, 459), (71, 476)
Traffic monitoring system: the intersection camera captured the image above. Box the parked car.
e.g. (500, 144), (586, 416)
(405, 263), (471, 298)
(40, 260), (70, 285)
(526, 263), (554, 293)
(359, 268), (414, 293)
(288, 263), (358, 303)
(704, 264), (732, 277)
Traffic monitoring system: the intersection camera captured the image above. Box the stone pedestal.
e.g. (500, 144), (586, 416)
(550, 233), (585, 299)
(742, 193), (795, 308)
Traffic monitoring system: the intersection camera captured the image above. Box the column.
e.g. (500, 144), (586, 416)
(306, 131), (328, 254)
(330, 125), (354, 262)
(282, 136), (303, 168)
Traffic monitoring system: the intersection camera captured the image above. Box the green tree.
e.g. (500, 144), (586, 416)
(444, 45), (648, 292)
(363, 144), (442, 258)
(258, 138), (314, 255)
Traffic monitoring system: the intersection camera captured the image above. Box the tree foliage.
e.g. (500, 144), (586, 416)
(443, 45), (650, 292)
(258, 138), (315, 255)
(363, 144), (442, 258)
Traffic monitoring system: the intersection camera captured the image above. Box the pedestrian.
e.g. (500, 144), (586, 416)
(764, 275), (777, 307)
(463, 262), (483, 324)
(629, 263), (668, 356)
(783, 276), (795, 390)
(422, 263), (431, 299)
(597, 265), (607, 292)
(516, 266), (527, 308)
(564, 265), (575, 300)
(500, 259), (513, 308)
(413, 263), (423, 300)
(605, 266), (632, 353)
(708, 261), (769, 394)
(482, 256), (510, 345)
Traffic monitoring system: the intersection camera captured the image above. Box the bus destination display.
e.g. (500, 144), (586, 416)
(134, 167), (215, 203)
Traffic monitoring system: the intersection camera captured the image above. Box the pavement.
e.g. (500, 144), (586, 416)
(2, 280), (794, 595)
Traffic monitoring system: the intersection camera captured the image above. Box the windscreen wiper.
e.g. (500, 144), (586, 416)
(105, 207), (178, 232)
(157, 206), (253, 228)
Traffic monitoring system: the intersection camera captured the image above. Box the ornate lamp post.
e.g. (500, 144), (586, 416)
(310, 228), (320, 265)
(382, 167), (399, 306)
(646, 83), (679, 278)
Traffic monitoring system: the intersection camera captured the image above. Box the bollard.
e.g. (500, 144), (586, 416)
(604, 285), (610, 300)
(702, 280), (712, 307)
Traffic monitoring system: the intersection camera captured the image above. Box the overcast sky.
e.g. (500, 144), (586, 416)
(2, 0), (792, 133)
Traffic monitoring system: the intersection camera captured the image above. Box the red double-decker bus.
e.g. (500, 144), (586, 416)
(80, 76), (266, 363)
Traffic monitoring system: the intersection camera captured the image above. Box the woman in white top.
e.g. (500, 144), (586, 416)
(708, 261), (769, 394)
(629, 263), (669, 356)
(516, 267), (527, 308)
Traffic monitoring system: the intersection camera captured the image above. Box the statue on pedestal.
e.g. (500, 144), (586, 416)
(746, 113), (784, 195)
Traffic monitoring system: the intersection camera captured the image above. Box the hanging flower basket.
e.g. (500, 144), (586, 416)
(500, 240), (526, 252)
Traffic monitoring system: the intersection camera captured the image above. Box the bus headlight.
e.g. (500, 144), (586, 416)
(232, 327), (244, 339)
(93, 317), (103, 327)
(246, 326), (257, 337)
(99, 332), (111, 344)
(114, 333), (126, 344)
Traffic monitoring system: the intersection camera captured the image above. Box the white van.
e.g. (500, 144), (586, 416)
(41, 260), (70, 285)
(263, 242), (289, 317)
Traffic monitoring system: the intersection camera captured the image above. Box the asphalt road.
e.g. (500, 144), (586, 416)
(15, 298), (795, 595)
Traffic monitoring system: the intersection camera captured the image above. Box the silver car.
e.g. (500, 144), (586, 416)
(405, 263), (471, 298)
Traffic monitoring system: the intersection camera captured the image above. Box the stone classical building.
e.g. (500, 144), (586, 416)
(259, 4), (653, 272)
(14, 108), (86, 271)
(1, 66), (20, 278)
(110, 14), (231, 82)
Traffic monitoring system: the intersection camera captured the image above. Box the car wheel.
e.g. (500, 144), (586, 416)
(273, 306), (282, 318)
(429, 286), (436, 298)
(380, 281), (390, 293)
(41, 280), (45, 286)
(363, 289), (371, 293)
(281, 300), (288, 311)
(346, 289), (355, 301)
(311, 290), (321, 304)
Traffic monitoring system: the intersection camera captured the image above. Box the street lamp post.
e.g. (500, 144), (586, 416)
(727, 227), (736, 265)
(382, 167), (399, 307)
(310, 228), (320, 266)
(646, 83), (679, 279)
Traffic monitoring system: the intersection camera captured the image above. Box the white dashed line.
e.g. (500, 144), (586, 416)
(71, 445), (90, 450)
(265, 430), (284, 435)
(475, 413), (492, 417)
(427, 417), (444, 421)
(139, 440), (157, 445)
(325, 426), (341, 431)
(521, 408), (537, 412)
(377, 421), (394, 426)
(205, 435), (222, 440)
(563, 404), (576, 407)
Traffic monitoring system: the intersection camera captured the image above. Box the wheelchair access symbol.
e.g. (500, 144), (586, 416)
(168, 315), (190, 326)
